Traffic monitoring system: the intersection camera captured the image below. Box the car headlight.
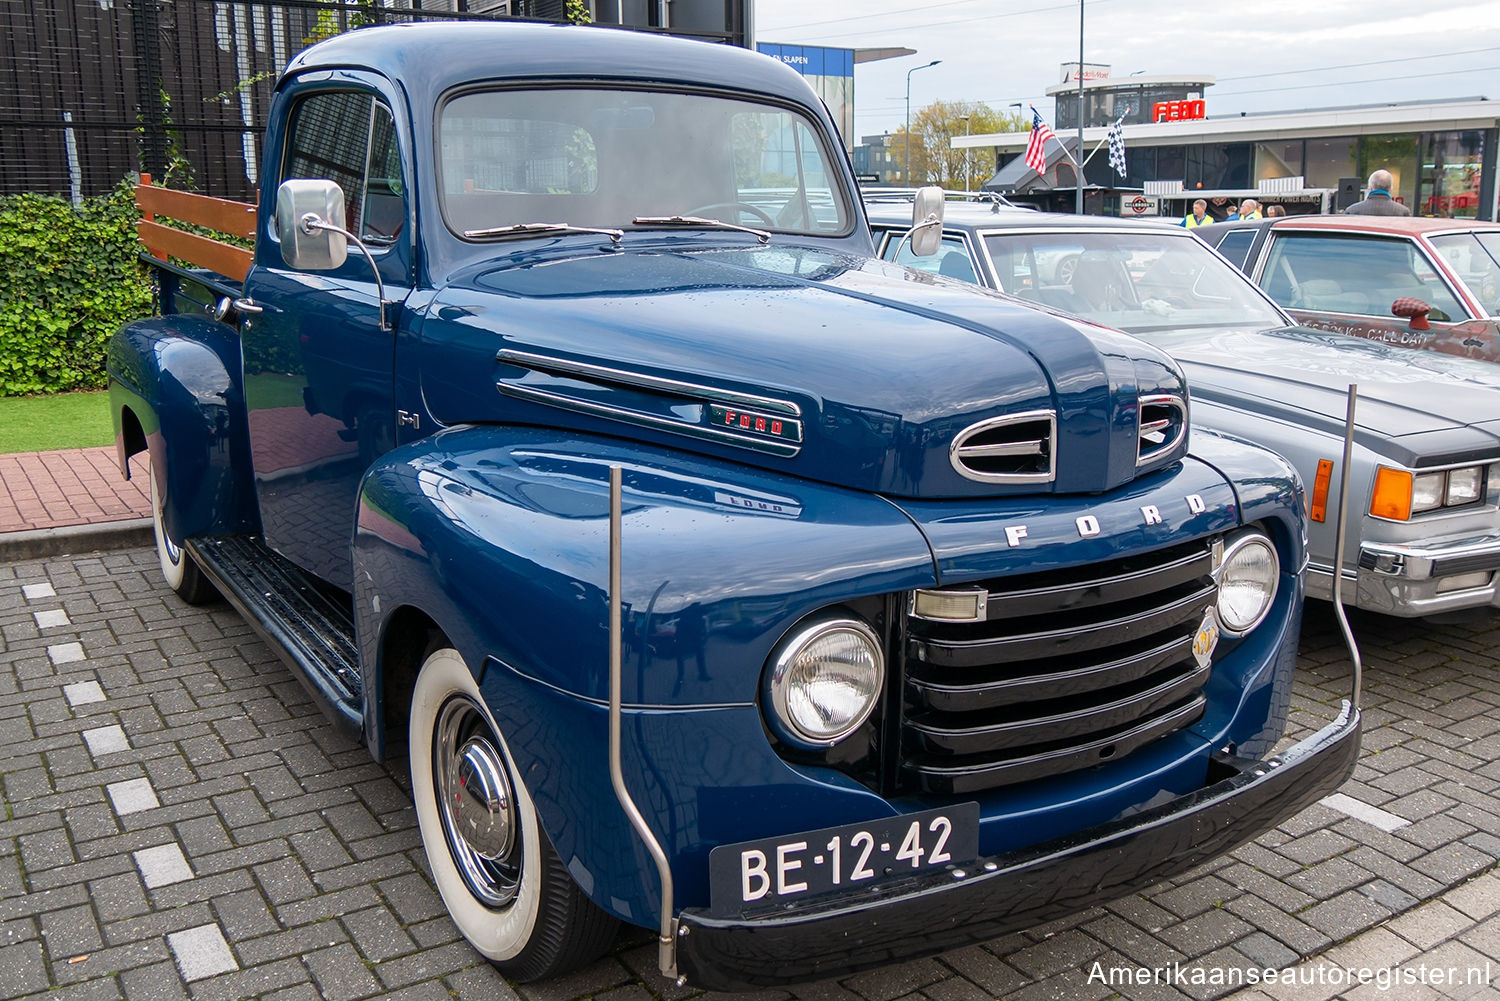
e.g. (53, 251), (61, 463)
(1215, 531), (1279, 635)
(767, 618), (884, 747)
(1374, 465), (1486, 519)
(1447, 467), (1483, 505)
(1412, 471), (1446, 513)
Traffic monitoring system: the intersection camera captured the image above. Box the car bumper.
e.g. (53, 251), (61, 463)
(1350, 534), (1500, 616)
(674, 702), (1360, 991)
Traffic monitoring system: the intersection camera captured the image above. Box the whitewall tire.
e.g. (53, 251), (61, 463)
(150, 469), (216, 604)
(409, 647), (617, 981)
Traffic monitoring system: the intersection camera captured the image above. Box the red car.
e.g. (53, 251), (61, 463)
(1199, 216), (1500, 363)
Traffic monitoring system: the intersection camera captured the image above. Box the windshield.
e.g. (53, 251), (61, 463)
(438, 88), (852, 239)
(1430, 231), (1500, 317)
(982, 230), (1287, 333)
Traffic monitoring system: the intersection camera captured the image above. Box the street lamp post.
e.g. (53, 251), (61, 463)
(905, 59), (941, 186)
(1077, 0), (1085, 213)
(958, 114), (970, 192)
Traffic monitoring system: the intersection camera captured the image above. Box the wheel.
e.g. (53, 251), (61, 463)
(150, 470), (218, 604)
(410, 648), (618, 981)
(687, 201), (776, 226)
(1055, 253), (1080, 285)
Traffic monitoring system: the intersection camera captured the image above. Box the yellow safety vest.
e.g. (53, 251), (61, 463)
(1183, 213), (1212, 228)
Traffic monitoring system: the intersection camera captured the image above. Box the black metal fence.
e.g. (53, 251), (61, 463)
(1, 0), (746, 202)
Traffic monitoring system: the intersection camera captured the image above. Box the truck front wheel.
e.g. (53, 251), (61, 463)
(150, 472), (217, 604)
(409, 647), (618, 981)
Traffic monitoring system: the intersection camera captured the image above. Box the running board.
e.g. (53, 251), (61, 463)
(187, 535), (363, 738)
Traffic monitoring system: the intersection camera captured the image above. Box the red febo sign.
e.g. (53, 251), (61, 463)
(1153, 100), (1206, 122)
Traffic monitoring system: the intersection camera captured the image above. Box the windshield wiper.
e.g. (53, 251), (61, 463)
(464, 222), (623, 244)
(632, 215), (770, 245)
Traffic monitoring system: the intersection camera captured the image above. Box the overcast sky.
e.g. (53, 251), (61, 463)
(751, 0), (1500, 140)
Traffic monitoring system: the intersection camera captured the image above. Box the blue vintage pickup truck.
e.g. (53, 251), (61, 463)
(109, 20), (1359, 990)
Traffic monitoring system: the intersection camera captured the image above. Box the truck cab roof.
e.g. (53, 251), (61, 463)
(285, 20), (821, 110)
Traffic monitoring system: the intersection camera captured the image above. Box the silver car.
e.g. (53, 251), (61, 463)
(869, 200), (1500, 618)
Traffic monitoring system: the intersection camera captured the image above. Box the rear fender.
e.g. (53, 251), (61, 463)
(107, 315), (258, 541)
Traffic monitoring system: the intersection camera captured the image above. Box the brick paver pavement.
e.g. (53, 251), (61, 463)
(2, 548), (1500, 1001)
(0, 449), (150, 534)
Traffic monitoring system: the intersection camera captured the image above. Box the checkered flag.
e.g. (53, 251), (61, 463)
(1107, 115), (1127, 179)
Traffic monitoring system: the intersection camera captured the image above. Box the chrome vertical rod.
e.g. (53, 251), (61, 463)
(607, 466), (679, 980)
(1330, 385), (1363, 710)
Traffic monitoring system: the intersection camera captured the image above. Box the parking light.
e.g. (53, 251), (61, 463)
(1370, 467), (1414, 520)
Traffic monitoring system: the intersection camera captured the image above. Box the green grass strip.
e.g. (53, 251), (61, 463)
(0, 390), (114, 454)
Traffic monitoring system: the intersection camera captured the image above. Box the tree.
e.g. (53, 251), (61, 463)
(892, 101), (1023, 190)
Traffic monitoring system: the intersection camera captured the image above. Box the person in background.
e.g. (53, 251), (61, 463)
(1239, 199), (1263, 220)
(1344, 169), (1412, 216)
(1181, 199), (1213, 228)
(1208, 196), (1233, 222)
(1265, 204), (1287, 217)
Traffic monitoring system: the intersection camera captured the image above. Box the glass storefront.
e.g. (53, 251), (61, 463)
(996, 116), (1495, 220)
(1254, 131), (1484, 217)
(1419, 131), (1486, 218)
(1254, 141), (1303, 184)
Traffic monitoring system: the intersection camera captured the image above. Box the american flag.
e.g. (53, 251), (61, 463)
(1024, 106), (1055, 174)
(1107, 115), (1127, 179)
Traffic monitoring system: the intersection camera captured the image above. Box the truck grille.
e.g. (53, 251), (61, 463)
(901, 537), (1217, 794)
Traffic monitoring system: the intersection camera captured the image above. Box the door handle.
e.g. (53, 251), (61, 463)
(232, 297), (263, 315)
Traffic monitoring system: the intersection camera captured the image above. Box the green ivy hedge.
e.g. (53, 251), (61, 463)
(0, 180), (150, 396)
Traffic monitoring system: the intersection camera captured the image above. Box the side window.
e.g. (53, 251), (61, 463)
(880, 232), (977, 283)
(1433, 233), (1500, 316)
(1261, 234), (1465, 321)
(284, 91), (405, 246)
(1212, 229), (1255, 270)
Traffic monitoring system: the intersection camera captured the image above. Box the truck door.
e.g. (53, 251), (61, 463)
(240, 80), (414, 588)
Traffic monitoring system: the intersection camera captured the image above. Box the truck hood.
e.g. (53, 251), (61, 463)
(418, 242), (1187, 498)
(1151, 324), (1500, 465)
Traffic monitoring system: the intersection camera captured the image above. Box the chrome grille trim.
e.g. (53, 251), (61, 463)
(1138, 394), (1187, 467)
(901, 536), (1219, 794)
(949, 410), (1057, 484)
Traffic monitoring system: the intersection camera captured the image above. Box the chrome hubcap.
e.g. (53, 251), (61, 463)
(434, 697), (521, 907)
(453, 737), (513, 860)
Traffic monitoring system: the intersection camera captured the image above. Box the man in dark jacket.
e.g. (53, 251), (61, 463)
(1344, 169), (1412, 216)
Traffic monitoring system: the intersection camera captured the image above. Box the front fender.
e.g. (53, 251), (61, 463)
(350, 425), (939, 923)
(106, 315), (258, 541)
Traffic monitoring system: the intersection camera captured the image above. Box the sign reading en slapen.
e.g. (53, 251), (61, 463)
(1152, 100), (1206, 122)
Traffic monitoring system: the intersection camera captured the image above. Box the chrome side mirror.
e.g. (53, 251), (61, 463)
(275, 179), (348, 270)
(908, 185), (946, 258)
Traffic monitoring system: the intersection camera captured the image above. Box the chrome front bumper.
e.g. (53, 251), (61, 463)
(1309, 534), (1500, 616)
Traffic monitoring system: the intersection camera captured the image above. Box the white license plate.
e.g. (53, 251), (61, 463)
(707, 803), (980, 915)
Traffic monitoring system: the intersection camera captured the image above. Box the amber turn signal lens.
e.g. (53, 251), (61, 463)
(1370, 467), (1413, 521)
(1310, 459), (1333, 523)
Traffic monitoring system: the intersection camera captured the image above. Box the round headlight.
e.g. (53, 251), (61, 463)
(767, 618), (884, 747)
(1216, 531), (1279, 635)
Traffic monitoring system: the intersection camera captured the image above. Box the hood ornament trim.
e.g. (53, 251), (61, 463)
(496, 347), (804, 457)
(950, 410), (1057, 484)
(1138, 394), (1188, 467)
